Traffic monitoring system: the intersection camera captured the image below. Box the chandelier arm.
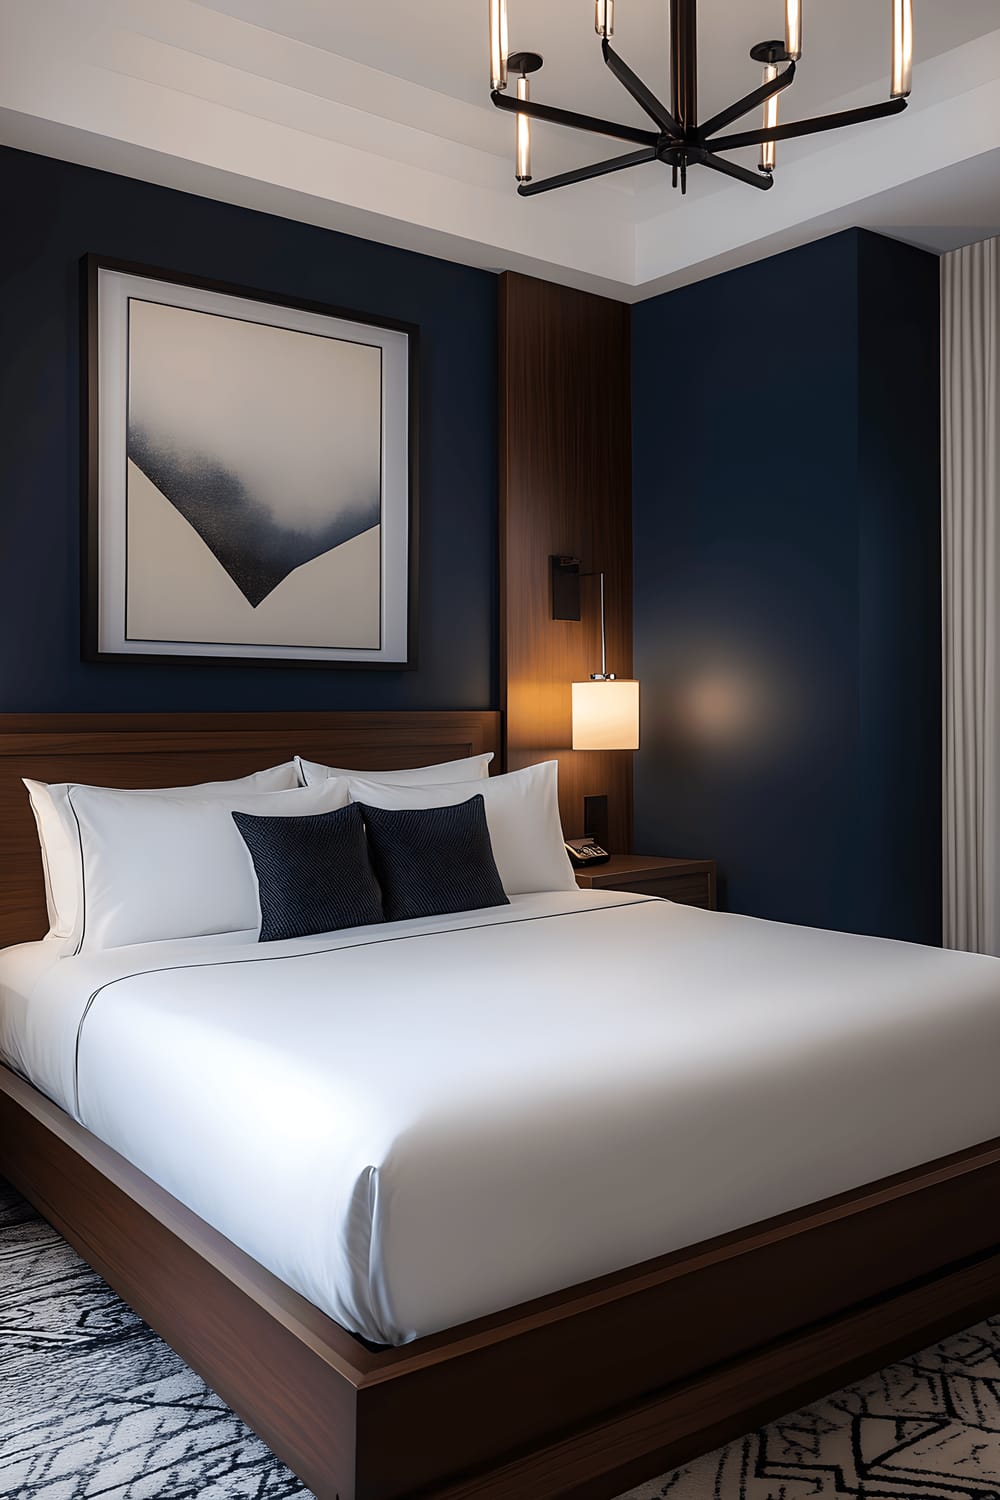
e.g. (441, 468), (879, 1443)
(601, 40), (682, 138)
(707, 96), (907, 154)
(490, 90), (658, 148)
(515, 147), (657, 198)
(697, 59), (796, 141)
(695, 150), (774, 191)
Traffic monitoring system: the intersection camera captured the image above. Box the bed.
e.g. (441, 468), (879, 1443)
(2, 711), (1000, 1500)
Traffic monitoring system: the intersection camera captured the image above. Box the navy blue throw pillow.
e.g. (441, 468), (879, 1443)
(359, 796), (509, 923)
(232, 802), (384, 942)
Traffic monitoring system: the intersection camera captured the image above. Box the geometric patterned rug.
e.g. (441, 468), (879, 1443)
(3, 1178), (1000, 1500)
(621, 1321), (1000, 1499)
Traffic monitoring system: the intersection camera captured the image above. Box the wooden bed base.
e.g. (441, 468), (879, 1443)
(5, 1066), (1000, 1500)
(2, 712), (1000, 1499)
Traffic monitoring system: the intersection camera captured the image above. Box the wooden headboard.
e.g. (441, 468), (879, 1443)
(0, 710), (501, 949)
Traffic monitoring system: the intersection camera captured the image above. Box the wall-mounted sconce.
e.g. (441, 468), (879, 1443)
(551, 555), (639, 847)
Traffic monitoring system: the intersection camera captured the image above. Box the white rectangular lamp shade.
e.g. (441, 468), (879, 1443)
(572, 679), (640, 750)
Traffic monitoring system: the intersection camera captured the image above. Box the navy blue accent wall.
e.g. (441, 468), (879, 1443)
(632, 229), (941, 943)
(0, 146), (497, 711)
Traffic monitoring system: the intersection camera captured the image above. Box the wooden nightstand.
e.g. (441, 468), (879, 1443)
(574, 854), (717, 910)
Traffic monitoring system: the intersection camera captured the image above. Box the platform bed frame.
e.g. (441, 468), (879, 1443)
(2, 712), (1000, 1500)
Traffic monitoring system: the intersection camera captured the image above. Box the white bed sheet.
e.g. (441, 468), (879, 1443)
(2, 891), (1000, 1346)
(0, 938), (62, 1082)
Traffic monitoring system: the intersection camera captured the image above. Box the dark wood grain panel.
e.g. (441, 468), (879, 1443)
(575, 855), (717, 908)
(626, 873), (713, 905)
(426, 1247), (1000, 1500)
(0, 710), (500, 947)
(499, 273), (633, 851)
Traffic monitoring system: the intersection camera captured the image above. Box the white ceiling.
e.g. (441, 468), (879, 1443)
(2, 0), (1000, 300)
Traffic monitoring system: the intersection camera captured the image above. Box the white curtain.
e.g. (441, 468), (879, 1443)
(942, 237), (1000, 953)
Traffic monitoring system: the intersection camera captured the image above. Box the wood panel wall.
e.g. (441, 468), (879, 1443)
(499, 272), (634, 850)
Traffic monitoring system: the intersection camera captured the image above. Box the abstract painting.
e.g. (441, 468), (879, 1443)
(84, 257), (416, 667)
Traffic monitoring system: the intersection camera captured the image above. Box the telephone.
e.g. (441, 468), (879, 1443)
(564, 837), (610, 867)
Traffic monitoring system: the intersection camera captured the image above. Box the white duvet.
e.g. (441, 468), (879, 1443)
(2, 890), (1000, 1345)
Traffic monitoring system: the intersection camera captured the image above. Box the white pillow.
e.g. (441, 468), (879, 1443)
(296, 753), (493, 788)
(24, 762), (300, 941)
(67, 778), (350, 953)
(347, 761), (577, 896)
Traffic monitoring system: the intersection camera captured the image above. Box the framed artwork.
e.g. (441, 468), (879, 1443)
(82, 255), (418, 668)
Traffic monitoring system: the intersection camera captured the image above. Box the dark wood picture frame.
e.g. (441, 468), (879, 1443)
(81, 254), (420, 671)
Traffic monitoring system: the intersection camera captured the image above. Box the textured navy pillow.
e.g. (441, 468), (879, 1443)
(232, 802), (384, 942)
(359, 796), (509, 922)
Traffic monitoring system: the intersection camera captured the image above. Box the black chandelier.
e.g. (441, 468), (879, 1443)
(488, 0), (912, 197)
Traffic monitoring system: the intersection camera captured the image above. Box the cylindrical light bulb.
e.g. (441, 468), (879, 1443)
(595, 0), (615, 39)
(890, 0), (913, 98)
(516, 74), (532, 182)
(760, 62), (779, 173)
(489, 0), (508, 91)
(785, 0), (802, 62)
